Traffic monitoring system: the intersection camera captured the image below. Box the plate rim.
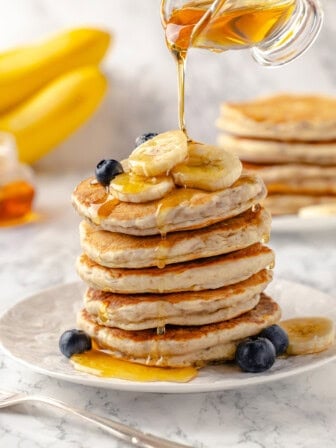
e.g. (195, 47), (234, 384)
(0, 279), (335, 394)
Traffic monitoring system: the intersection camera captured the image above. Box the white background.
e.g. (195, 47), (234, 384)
(0, 0), (335, 171)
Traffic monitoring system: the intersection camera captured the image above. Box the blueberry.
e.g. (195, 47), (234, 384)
(59, 329), (92, 358)
(95, 159), (123, 187)
(259, 324), (289, 356)
(235, 337), (276, 373)
(135, 133), (158, 147)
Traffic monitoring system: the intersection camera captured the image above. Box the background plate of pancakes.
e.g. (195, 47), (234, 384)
(0, 278), (336, 393)
(217, 94), (336, 232)
(271, 214), (336, 233)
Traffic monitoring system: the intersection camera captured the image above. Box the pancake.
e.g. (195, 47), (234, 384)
(84, 269), (272, 329)
(243, 163), (336, 182)
(218, 135), (336, 165)
(79, 206), (271, 269)
(77, 293), (281, 367)
(216, 94), (336, 141)
(242, 163), (336, 195)
(72, 174), (266, 236)
(266, 181), (336, 196)
(263, 194), (336, 215)
(87, 294), (260, 330)
(76, 243), (274, 294)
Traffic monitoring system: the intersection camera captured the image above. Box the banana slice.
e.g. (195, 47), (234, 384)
(298, 203), (336, 218)
(128, 130), (188, 177)
(280, 317), (335, 355)
(120, 158), (131, 173)
(172, 142), (242, 191)
(109, 172), (174, 203)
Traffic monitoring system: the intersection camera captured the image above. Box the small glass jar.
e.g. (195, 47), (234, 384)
(0, 132), (35, 225)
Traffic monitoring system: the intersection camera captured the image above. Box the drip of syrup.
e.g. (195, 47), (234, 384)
(251, 203), (260, 213)
(98, 301), (109, 324)
(156, 188), (196, 236)
(267, 260), (275, 270)
(97, 198), (120, 218)
(154, 237), (171, 269)
(261, 233), (270, 244)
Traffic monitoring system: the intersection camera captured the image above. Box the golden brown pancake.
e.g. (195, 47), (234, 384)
(243, 162), (336, 179)
(243, 163), (336, 195)
(217, 94), (336, 141)
(266, 182), (336, 195)
(72, 174), (266, 236)
(84, 269), (272, 329)
(76, 243), (274, 294)
(77, 293), (281, 367)
(218, 135), (336, 165)
(79, 206), (271, 268)
(264, 194), (336, 215)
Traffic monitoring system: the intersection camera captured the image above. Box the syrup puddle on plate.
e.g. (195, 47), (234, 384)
(71, 349), (197, 383)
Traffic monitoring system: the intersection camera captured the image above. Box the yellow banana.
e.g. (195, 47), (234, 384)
(0, 27), (111, 113)
(280, 317), (335, 355)
(0, 66), (107, 164)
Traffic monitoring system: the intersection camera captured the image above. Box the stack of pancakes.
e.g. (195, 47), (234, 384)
(72, 168), (280, 368)
(217, 94), (336, 215)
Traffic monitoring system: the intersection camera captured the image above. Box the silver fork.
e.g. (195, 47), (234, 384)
(0, 390), (192, 448)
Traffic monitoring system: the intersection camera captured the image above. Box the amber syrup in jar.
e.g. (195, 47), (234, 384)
(0, 133), (35, 226)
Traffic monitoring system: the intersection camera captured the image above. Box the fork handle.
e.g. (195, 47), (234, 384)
(22, 395), (191, 448)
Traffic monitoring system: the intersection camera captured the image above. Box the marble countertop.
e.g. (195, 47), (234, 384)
(0, 173), (336, 448)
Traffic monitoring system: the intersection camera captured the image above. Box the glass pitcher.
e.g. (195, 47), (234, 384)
(161, 0), (323, 66)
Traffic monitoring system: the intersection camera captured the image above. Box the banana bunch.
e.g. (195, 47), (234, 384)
(0, 28), (111, 164)
(110, 130), (243, 203)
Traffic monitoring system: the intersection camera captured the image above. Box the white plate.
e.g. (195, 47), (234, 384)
(272, 215), (336, 233)
(0, 280), (335, 393)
